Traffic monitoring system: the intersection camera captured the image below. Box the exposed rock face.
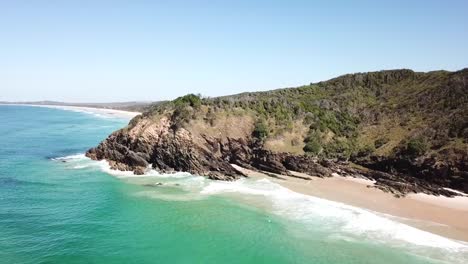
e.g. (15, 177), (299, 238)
(87, 117), (243, 180)
(87, 69), (468, 198)
(86, 116), (328, 180)
(354, 153), (468, 193)
(86, 113), (463, 197)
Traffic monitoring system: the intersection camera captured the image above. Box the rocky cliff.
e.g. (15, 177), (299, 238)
(87, 69), (468, 197)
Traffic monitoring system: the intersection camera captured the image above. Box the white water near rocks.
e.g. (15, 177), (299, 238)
(55, 153), (468, 263)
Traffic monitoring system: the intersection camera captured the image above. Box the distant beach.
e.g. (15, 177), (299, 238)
(17, 103), (468, 243)
(2, 104), (467, 264)
(1, 104), (141, 119)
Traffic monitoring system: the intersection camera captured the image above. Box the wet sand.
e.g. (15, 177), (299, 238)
(231, 164), (468, 243)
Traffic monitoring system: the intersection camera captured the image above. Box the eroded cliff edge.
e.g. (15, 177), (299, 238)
(87, 69), (468, 197)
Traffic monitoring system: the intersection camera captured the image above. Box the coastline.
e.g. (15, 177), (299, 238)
(0, 103), (141, 119)
(7, 103), (466, 244)
(232, 164), (468, 243)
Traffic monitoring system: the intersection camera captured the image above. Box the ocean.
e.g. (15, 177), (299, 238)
(1, 105), (467, 264)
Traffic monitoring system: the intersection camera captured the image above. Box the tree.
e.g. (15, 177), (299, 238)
(173, 94), (202, 108)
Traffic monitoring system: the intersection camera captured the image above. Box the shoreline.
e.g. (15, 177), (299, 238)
(231, 164), (468, 243)
(0, 103), (141, 119)
(15, 103), (467, 243)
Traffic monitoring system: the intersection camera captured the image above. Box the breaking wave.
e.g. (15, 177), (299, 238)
(202, 179), (468, 249)
(57, 153), (468, 262)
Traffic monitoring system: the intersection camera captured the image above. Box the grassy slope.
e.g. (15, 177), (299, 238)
(136, 69), (467, 166)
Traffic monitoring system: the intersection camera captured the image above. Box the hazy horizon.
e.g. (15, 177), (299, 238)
(2, 0), (467, 103)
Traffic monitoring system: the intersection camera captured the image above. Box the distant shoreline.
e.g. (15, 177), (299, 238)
(0, 103), (141, 119)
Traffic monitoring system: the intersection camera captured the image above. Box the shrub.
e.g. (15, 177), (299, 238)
(304, 140), (321, 154)
(253, 119), (269, 139)
(322, 140), (354, 159)
(405, 138), (428, 156)
(170, 106), (191, 130)
(356, 144), (375, 157)
(314, 111), (358, 137)
(303, 130), (322, 154)
(205, 107), (216, 126)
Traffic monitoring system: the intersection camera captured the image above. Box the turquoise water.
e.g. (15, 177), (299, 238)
(1, 105), (467, 264)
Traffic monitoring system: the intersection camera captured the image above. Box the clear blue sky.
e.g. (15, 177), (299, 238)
(1, 0), (467, 102)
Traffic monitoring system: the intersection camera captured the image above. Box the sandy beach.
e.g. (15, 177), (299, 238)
(3, 104), (141, 119)
(5, 103), (467, 243)
(231, 164), (468, 243)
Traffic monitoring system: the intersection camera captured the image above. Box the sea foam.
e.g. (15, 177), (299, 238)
(60, 153), (468, 256)
(200, 178), (468, 251)
(51, 153), (88, 161)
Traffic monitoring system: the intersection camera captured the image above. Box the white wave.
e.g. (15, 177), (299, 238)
(51, 153), (87, 161)
(200, 178), (468, 251)
(96, 162), (195, 179)
(326, 233), (359, 243)
(138, 170), (194, 179)
(65, 154), (468, 254)
(72, 165), (89, 169)
(93, 160), (138, 177)
(58, 107), (113, 119)
(55, 153), (197, 181)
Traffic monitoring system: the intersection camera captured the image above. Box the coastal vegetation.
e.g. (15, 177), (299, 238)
(150, 69), (467, 163)
(88, 68), (468, 196)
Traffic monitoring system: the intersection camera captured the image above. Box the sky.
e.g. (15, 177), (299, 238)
(1, 0), (467, 102)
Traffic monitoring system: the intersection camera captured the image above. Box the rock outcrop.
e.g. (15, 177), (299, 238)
(87, 69), (468, 197)
(86, 113), (464, 197)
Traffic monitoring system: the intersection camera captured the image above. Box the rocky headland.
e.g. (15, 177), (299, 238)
(87, 69), (468, 197)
